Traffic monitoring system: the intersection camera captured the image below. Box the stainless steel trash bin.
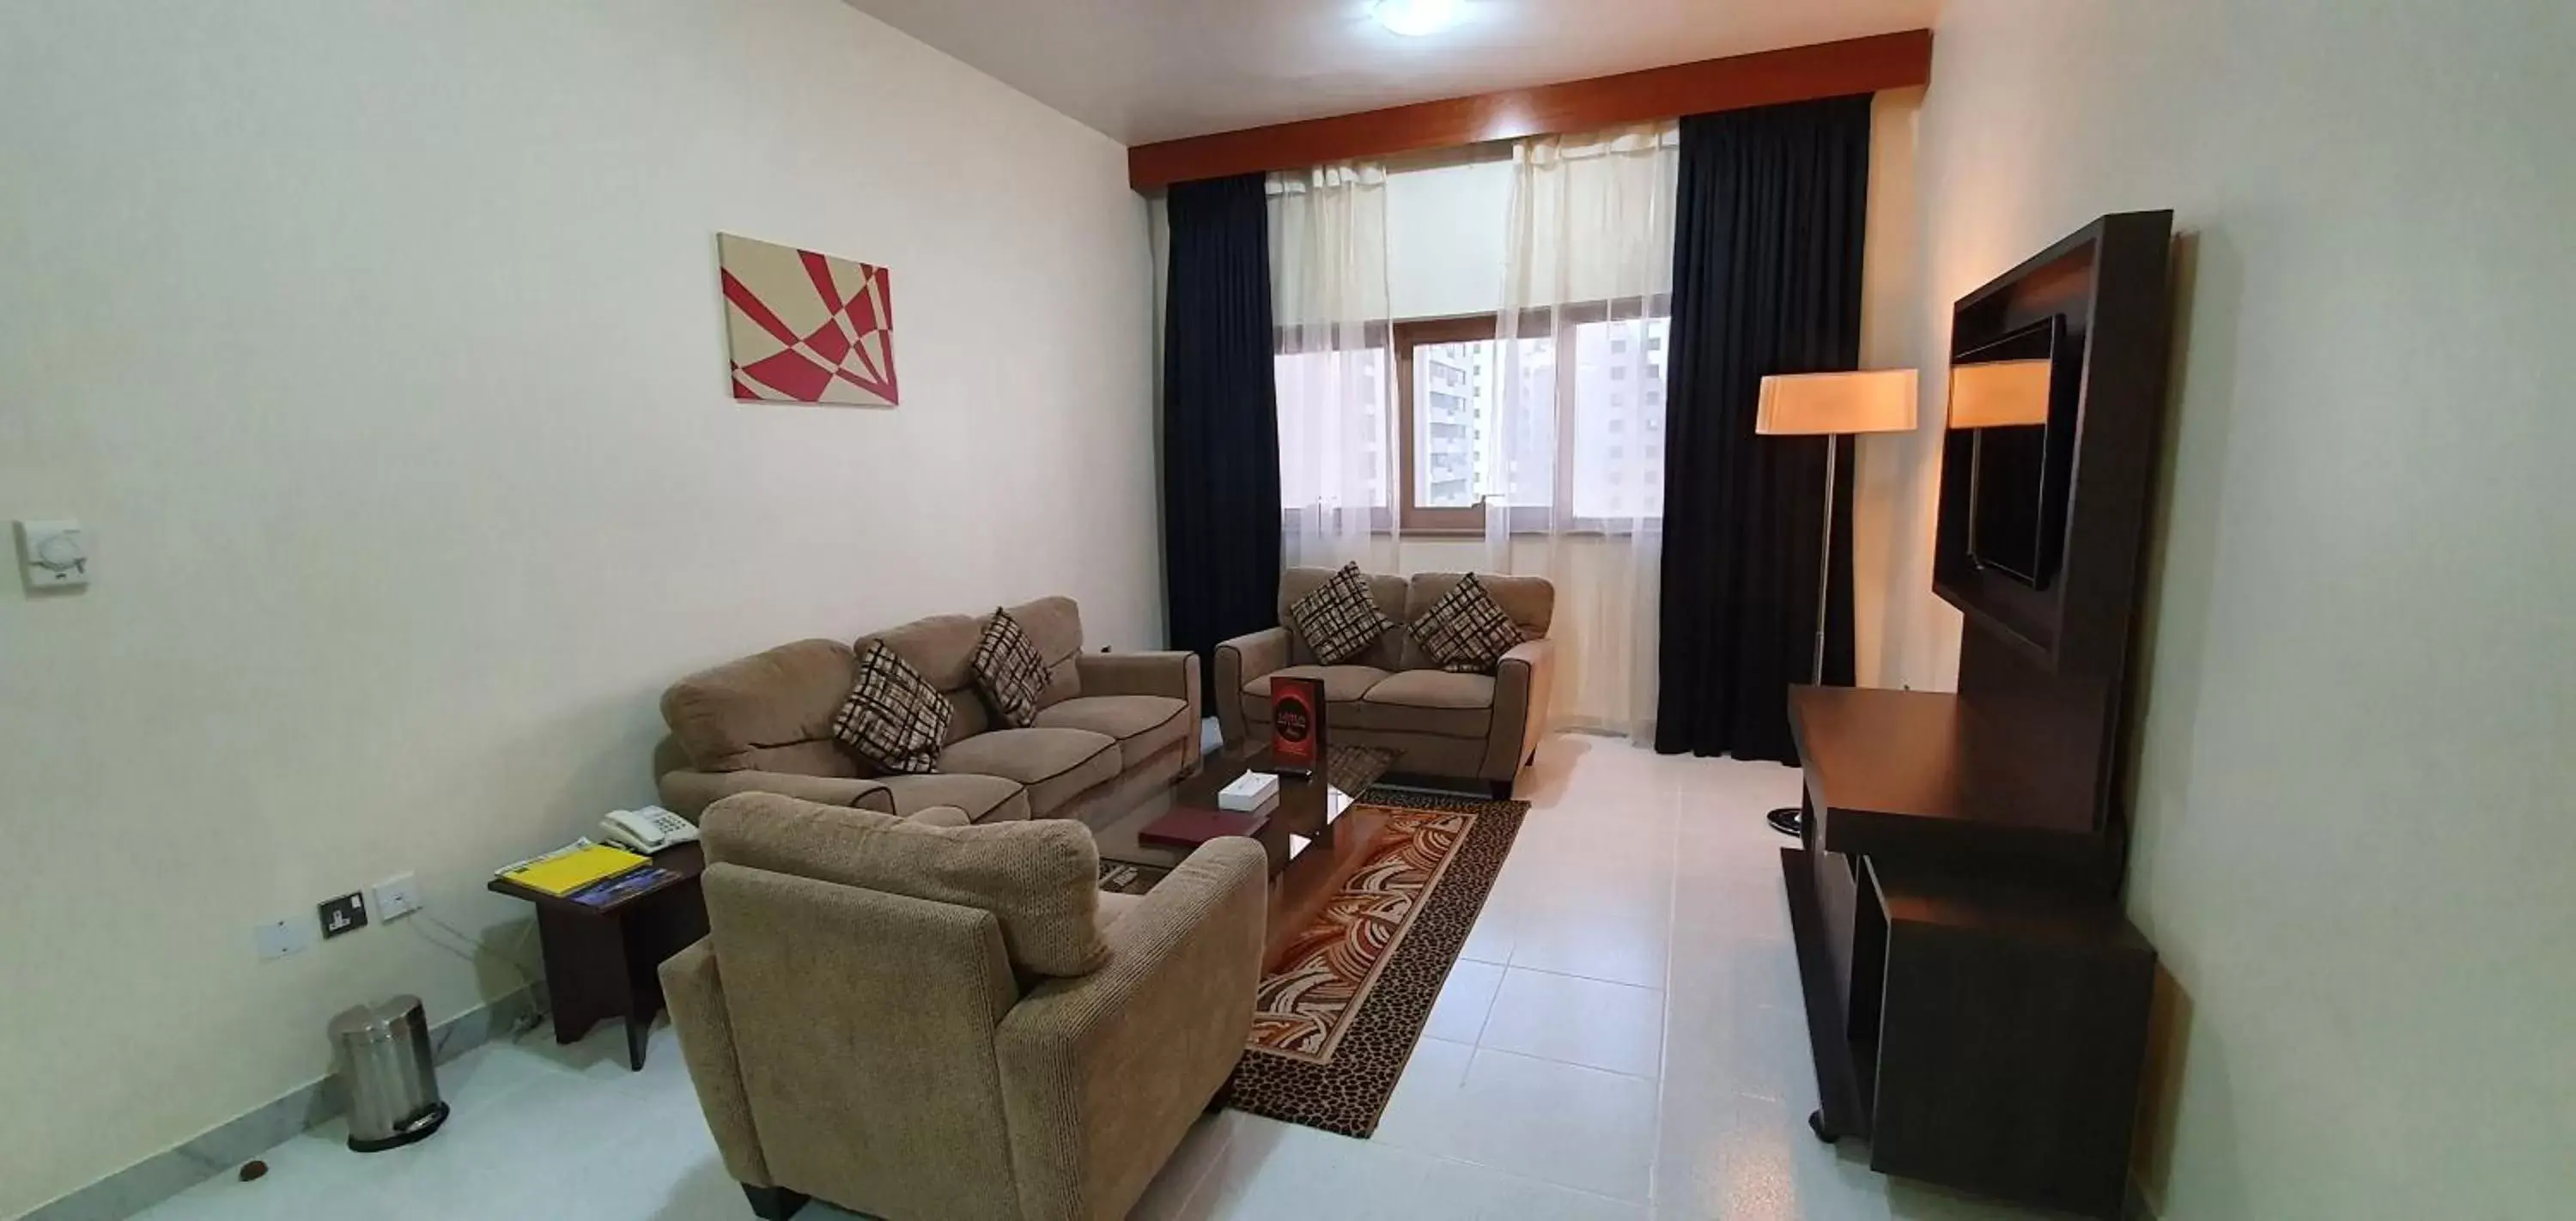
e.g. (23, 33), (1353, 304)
(328, 995), (449, 1152)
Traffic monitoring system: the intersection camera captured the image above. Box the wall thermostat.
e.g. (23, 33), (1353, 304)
(15, 519), (89, 589)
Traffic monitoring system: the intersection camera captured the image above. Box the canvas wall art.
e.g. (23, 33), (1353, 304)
(717, 233), (899, 406)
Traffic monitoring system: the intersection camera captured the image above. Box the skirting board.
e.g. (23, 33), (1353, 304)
(20, 987), (545, 1221)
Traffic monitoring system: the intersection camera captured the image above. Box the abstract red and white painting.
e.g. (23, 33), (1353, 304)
(717, 233), (899, 406)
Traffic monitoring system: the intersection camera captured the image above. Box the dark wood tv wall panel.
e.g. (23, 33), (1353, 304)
(1938, 210), (2174, 868)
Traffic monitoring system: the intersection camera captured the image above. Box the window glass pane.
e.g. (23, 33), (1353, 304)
(1275, 348), (1390, 510)
(1412, 339), (1494, 508)
(1570, 317), (1668, 519)
(1499, 335), (1556, 507)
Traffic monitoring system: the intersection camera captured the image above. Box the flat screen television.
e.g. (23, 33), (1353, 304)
(1947, 316), (2080, 588)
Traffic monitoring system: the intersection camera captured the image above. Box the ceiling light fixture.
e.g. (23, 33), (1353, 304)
(1372, 0), (1461, 38)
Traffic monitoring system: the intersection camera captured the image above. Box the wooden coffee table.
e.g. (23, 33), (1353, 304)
(1091, 745), (1396, 969)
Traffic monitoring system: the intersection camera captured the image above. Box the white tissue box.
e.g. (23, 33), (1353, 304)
(1217, 772), (1281, 811)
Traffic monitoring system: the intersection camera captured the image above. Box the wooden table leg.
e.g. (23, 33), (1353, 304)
(534, 907), (626, 1048)
(528, 876), (708, 1072)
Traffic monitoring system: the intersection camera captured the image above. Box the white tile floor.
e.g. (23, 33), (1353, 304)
(132, 738), (2058, 1221)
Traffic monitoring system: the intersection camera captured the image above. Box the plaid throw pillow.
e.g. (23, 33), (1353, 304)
(969, 607), (1051, 729)
(1286, 562), (1396, 666)
(831, 640), (952, 775)
(1407, 573), (1526, 674)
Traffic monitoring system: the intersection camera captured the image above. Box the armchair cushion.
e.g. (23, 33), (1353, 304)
(702, 793), (1109, 977)
(939, 727), (1121, 818)
(1033, 695), (1193, 773)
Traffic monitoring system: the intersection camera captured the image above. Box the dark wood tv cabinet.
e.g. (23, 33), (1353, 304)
(1783, 684), (2154, 1219)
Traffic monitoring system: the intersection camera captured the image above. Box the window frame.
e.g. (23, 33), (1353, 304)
(1394, 314), (1501, 534)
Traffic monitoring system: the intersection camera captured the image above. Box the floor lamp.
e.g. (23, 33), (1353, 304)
(1753, 369), (1919, 837)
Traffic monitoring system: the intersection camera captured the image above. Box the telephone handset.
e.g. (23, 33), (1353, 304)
(599, 805), (699, 854)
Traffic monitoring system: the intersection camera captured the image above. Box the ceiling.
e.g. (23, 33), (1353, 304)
(842, 0), (1939, 145)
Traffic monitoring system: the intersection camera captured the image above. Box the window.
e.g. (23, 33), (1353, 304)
(1568, 315), (1669, 521)
(1396, 315), (1498, 531)
(1285, 309), (1668, 533)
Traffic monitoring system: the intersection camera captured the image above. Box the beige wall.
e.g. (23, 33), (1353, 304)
(1887, 2), (2576, 1215)
(0, 1), (1154, 1213)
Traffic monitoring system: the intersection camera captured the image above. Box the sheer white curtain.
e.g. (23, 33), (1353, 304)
(1270, 163), (1401, 571)
(1482, 123), (1680, 739)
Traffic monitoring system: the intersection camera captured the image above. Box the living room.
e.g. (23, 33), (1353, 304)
(3, 3), (2567, 1221)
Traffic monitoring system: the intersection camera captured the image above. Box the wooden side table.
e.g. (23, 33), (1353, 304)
(487, 843), (708, 1071)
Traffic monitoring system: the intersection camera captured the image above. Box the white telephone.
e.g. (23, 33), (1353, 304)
(598, 805), (699, 853)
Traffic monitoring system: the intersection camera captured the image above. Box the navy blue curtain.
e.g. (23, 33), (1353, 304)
(1161, 174), (1281, 703)
(1655, 96), (1874, 762)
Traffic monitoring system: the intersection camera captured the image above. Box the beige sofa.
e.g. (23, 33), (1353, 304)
(1215, 569), (1555, 797)
(665, 792), (1267, 1220)
(656, 596), (1200, 826)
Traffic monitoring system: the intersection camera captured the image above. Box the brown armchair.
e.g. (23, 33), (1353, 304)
(662, 792), (1266, 1220)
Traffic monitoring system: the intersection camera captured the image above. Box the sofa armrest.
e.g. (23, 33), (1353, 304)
(993, 838), (1267, 1221)
(1213, 627), (1291, 748)
(659, 939), (776, 1190)
(658, 768), (894, 821)
(1483, 636), (1557, 781)
(1075, 650), (1200, 704)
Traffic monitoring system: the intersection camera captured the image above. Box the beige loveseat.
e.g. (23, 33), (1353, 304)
(1215, 569), (1554, 797)
(655, 597), (1201, 826)
(664, 792), (1266, 1220)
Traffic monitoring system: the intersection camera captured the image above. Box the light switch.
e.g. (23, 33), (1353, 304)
(15, 519), (88, 589)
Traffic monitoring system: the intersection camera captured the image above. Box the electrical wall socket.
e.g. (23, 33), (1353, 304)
(318, 891), (368, 939)
(373, 872), (422, 920)
(254, 918), (315, 961)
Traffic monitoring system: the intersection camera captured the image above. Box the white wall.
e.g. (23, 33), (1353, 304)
(1884, 3), (2576, 1214)
(0, 1), (1154, 1212)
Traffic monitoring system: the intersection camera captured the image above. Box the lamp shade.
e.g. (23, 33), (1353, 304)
(1755, 369), (1918, 436)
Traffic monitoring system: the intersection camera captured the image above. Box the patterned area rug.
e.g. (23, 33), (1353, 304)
(1220, 787), (1526, 1138)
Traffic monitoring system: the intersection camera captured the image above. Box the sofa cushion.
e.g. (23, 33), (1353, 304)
(1285, 562), (1399, 666)
(700, 793), (1108, 977)
(1031, 694), (1192, 772)
(662, 638), (856, 774)
(1279, 567), (1410, 671)
(939, 727), (1121, 819)
(831, 641), (953, 775)
(873, 772), (1031, 823)
(1002, 596), (1085, 710)
(1406, 572), (1528, 674)
(860, 612), (992, 746)
(1346, 669), (1497, 738)
(1243, 665), (1392, 710)
(969, 608), (1052, 729)
(1399, 572), (1555, 672)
